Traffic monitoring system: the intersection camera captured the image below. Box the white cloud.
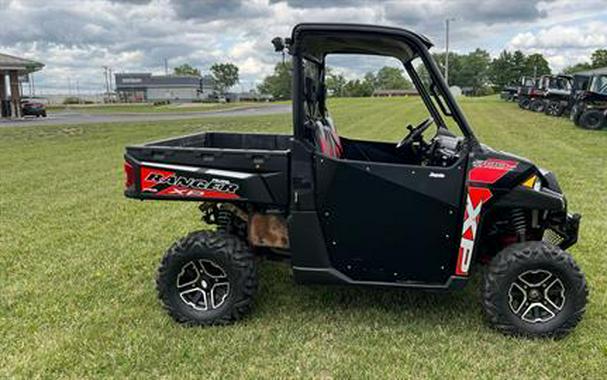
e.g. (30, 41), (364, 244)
(507, 21), (607, 72)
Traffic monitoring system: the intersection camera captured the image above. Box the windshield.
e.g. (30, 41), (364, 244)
(589, 75), (607, 94)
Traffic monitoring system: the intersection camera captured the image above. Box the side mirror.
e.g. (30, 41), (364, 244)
(271, 37), (285, 52)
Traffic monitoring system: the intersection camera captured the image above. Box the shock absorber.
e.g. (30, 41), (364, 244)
(510, 208), (527, 241)
(216, 208), (233, 233)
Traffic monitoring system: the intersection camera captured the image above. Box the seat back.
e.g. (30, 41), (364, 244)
(314, 117), (342, 158)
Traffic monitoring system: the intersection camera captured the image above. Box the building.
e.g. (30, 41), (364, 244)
(114, 73), (215, 102)
(1, 53), (44, 118)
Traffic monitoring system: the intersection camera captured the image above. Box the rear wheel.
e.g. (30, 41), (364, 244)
(156, 230), (257, 325)
(482, 241), (587, 338)
(578, 110), (605, 130)
(530, 99), (545, 113)
(518, 98), (530, 109)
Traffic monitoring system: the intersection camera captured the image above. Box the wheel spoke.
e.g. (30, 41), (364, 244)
(210, 282), (230, 309)
(544, 278), (565, 311)
(176, 261), (200, 289)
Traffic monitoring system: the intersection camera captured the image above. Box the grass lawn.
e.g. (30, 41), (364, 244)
(1, 97), (606, 378)
(47, 101), (271, 114)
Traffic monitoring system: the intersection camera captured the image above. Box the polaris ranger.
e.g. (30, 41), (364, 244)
(545, 74), (589, 117)
(517, 76), (539, 110)
(539, 75), (573, 116)
(570, 71), (607, 130)
(124, 24), (587, 338)
(500, 82), (518, 102)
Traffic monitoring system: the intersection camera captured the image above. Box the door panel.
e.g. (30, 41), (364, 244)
(315, 155), (466, 284)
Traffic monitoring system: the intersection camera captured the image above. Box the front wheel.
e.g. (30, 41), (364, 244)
(545, 101), (564, 117)
(482, 241), (587, 338)
(156, 230), (257, 325)
(578, 110), (605, 130)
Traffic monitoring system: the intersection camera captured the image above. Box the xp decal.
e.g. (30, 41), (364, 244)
(140, 166), (240, 199)
(456, 187), (492, 276)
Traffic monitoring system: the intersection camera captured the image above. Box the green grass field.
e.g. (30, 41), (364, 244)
(1, 97), (606, 378)
(48, 101), (270, 114)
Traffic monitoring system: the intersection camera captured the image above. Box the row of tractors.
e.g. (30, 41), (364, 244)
(500, 69), (607, 130)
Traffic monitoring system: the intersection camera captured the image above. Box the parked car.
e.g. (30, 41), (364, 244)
(21, 100), (47, 117)
(569, 73), (607, 130)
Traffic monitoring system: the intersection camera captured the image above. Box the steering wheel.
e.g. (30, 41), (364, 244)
(396, 117), (434, 149)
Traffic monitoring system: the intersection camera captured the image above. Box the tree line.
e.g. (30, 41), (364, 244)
(257, 48), (607, 99)
(173, 62), (239, 94)
(257, 63), (413, 99)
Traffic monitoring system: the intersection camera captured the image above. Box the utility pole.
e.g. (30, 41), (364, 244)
(108, 68), (113, 102)
(445, 18), (455, 86)
(164, 58), (169, 75)
(102, 66), (110, 102)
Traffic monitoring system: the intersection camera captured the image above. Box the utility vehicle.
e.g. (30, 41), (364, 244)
(500, 82), (518, 102)
(545, 74), (589, 117)
(570, 71), (607, 130)
(535, 75), (573, 115)
(517, 76), (540, 110)
(124, 24), (587, 338)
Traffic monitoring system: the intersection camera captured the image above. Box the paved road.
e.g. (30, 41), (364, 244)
(0, 104), (291, 127)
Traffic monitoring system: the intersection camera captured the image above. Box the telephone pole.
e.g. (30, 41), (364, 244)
(102, 66), (110, 102)
(445, 18), (455, 86)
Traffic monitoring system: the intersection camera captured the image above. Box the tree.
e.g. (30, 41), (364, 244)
(563, 49), (607, 74)
(489, 50), (515, 88)
(173, 64), (200, 76)
(343, 78), (374, 97)
(523, 53), (551, 78)
(457, 49), (491, 95)
(257, 61), (292, 100)
(326, 70), (347, 97)
(210, 63), (239, 94)
(563, 62), (592, 74)
(375, 66), (412, 89)
(591, 49), (607, 68)
(511, 50), (527, 79)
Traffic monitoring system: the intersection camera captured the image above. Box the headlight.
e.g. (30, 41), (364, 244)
(522, 175), (542, 191)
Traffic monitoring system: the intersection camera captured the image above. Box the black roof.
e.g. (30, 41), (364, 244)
(290, 23), (433, 62)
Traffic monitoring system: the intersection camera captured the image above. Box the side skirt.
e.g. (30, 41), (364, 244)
(292, 266), (468, 290)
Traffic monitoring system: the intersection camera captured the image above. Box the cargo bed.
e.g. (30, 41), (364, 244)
(124, 132), (292, 205)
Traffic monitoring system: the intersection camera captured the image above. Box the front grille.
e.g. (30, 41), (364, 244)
(543, 228), (564, 247)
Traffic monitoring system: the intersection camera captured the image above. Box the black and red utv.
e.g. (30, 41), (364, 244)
(124, 24), (587, 338)
(517, 76), (541, 110)
(540, 75), (573, 116)
(570, 71), (607, 130)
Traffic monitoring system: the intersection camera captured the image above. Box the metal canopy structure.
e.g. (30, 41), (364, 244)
(0, 53), (45, 118)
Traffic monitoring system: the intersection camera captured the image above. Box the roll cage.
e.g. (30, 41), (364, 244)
(285, 23), (479, 147)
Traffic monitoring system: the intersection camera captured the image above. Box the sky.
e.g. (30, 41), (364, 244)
(1, 0), (606, 94)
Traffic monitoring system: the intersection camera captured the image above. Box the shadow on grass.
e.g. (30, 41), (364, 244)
(253, 260), (484, 329)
